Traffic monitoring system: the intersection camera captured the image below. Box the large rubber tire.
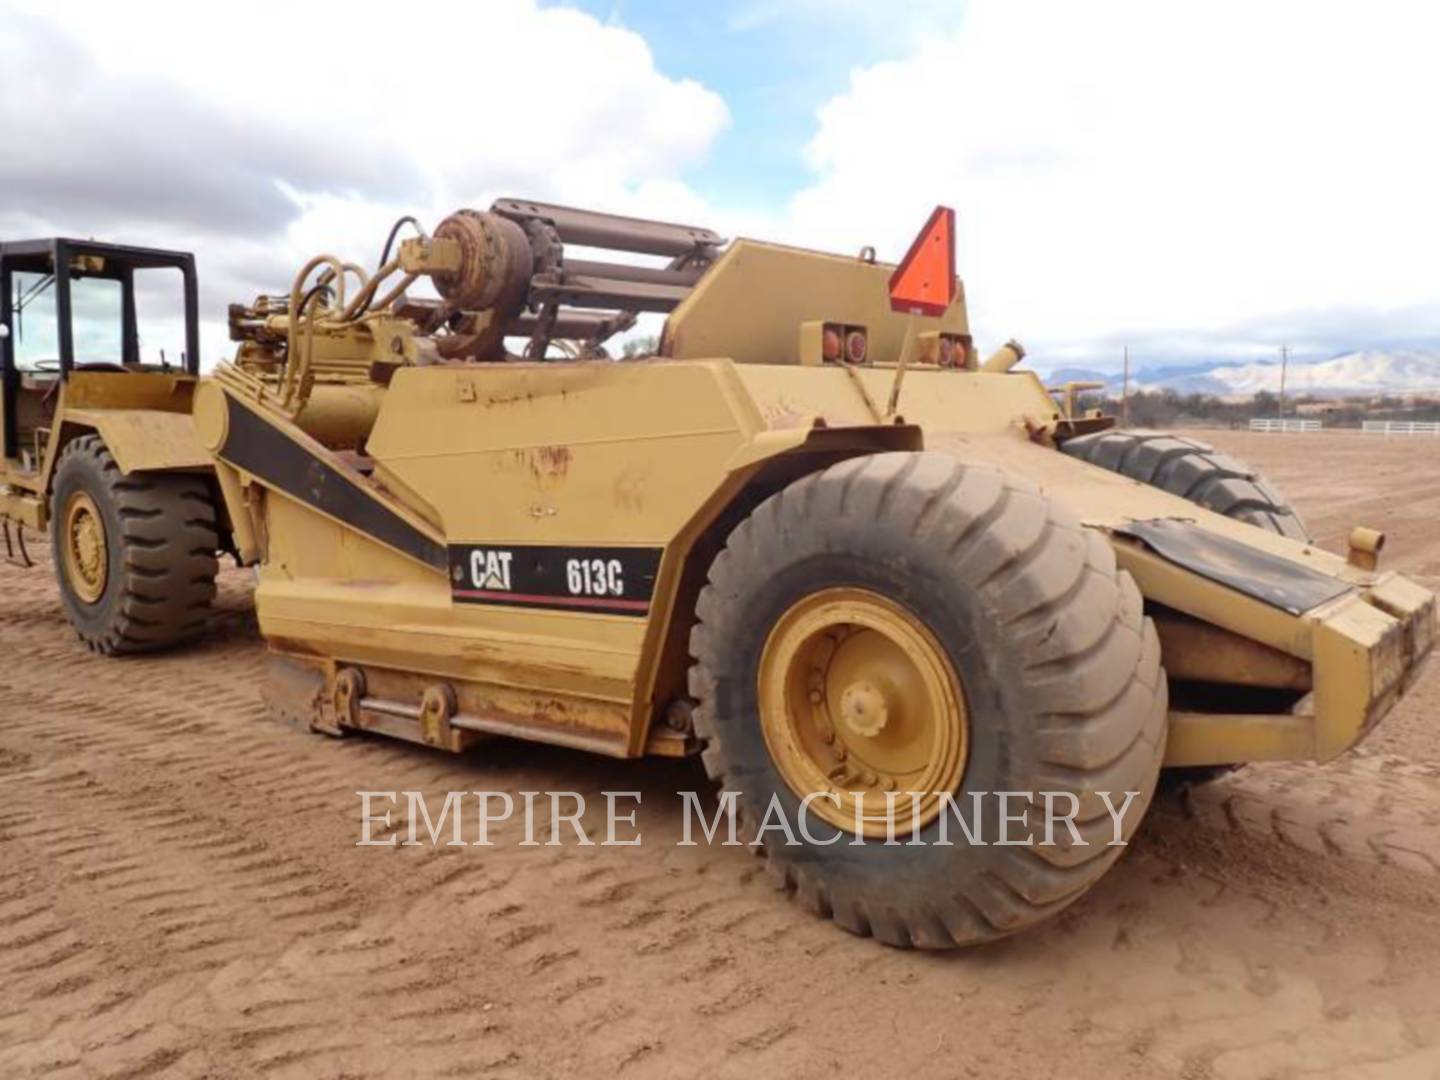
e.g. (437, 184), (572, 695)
(1061, 430), (1310, 787)
(688, 452), (1167, 948)
(50, 435), (219, 655)
(1060, 430), (1309, 540)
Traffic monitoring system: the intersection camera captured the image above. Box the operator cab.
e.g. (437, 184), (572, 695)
(0, 239), (199, 472)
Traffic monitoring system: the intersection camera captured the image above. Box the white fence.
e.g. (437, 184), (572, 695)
(1362, 420), (1440, 437)
(1249, 418), (1322, 433)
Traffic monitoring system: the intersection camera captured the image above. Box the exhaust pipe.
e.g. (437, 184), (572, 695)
(981, 339), (1026, 373)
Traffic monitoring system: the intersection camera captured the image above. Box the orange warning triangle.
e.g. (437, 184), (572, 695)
(888, 205), (956, 316)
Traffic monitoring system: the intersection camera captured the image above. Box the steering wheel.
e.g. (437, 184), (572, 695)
(30, 359), (61, 372)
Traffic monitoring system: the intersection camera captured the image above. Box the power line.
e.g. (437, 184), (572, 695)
(1121, 344), (1131, 427)
(1278, 344), (1289, 418)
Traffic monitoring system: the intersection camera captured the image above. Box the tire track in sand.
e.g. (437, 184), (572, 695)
(5, 529), (1440, 1077)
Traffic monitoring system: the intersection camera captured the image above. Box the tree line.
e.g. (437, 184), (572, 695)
(1074, 389), (1440, 428)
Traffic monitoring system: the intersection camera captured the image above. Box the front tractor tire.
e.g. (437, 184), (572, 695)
(1060, 430), (1310, 541)
(688, 452), (1167, 948)
(50, 435), (219, 655)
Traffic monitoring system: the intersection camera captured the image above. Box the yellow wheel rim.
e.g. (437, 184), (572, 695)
(758, 587), (968, 839)
(62, 491), (108, 605)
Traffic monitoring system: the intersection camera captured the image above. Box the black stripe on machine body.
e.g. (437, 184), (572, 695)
(219, 394), (447, 571)
(449, 544), (663, 617)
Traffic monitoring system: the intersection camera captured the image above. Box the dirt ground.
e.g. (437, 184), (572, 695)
(3, 429), (1440, 1079)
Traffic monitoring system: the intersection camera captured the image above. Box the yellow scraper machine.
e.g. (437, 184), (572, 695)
(191, 200), (1431, 945)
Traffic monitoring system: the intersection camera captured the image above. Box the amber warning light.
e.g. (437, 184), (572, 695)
(888, 205), (956, 317)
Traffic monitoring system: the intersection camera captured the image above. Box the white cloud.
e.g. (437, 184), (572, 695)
(5, 0), (1436, 370)
(1, 0), (729, 362)
(777, 0), (1440, 366)
(8, 0), (726, 210)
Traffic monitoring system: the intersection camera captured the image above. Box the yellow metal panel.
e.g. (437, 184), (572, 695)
(1164, 712), (1314, 766)
(1311, 593), (1406, 762)
(63, 408), (212, 472)
(365, 360), (761, 544)
(258, 608), (638, 710)
(244, 360), (792, 757)
(1367, 572), (1437, 675)
(348, 362), (763, 736)
(254, 492), (638, 738)
(61, 371), (195, 411)
(0, 488), (43, 530)
(1151, 612), (1311, 689)
(664, 239), (970, 366)
(733, 365), (1062, 436)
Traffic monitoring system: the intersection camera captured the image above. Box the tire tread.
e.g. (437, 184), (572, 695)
(1061, 429), (1309, 540)
(51, 435), (219, 655)
(688, 451), (1166, 948)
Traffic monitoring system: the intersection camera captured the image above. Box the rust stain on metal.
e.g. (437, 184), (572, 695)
(534, 445), (572, 477)
(485, 389), (533, 407)
(493, 445), (571, 491)
(761, 396), (816, 430)
(613, 466), (647, 513)
(529, 445), (571, 491)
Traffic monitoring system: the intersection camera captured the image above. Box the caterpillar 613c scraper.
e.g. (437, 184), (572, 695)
(193, 201), (1434, 948)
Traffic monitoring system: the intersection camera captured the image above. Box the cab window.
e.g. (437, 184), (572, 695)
(11, 271), (59, 372)
(70, 275), (123, 366)
(133, 267), (187, 368)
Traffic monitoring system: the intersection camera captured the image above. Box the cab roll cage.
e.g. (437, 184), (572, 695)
(0, 238), (200, 378)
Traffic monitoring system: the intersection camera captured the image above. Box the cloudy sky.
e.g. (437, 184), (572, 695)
(3, 0), (1438, 374)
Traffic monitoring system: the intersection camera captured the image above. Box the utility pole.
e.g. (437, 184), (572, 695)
(1278, 344), (1289, 419)
(1121, 345), (1131, 427)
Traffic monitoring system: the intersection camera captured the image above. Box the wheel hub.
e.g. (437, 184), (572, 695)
(838, 680), (889, 738)
(62, 491), (108, 604)
(758, 588), (968, 839)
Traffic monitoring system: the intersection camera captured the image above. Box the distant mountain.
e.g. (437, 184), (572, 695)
(1042, 350), (1440, 399)
(1046, 367), (1111, 385)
